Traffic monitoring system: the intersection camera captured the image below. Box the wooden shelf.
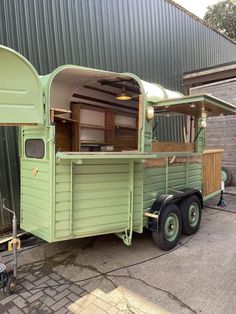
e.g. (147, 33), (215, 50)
(115, 124), (137, 130)
(51, 108), (71, 115)
(80, 123), (113, 130)
(65, 103), (138, 152)
(51, 107), (72, 123)
(55, 116), (78, 123)
(81, 140), (113, 145)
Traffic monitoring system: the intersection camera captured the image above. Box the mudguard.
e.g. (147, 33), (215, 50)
(147, 188), (203, 232)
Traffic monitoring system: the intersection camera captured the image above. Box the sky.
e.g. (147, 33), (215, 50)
(173, 0), (220, 18)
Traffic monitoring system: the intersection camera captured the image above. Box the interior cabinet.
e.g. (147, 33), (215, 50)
(53, 103), (138, 152)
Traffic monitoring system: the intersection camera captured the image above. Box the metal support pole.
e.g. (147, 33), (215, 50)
(3, 204), (17, 278)
(12, 214), (17, 278)
(217, 181), (226, 208)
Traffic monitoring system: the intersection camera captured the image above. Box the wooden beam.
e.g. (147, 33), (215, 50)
(84, 85), (117, 97)
(73, 93), (138, 111)
(183, 68), (236, 87)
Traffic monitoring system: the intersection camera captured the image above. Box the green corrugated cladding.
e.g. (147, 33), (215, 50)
(0, 0), (235, 89)
(1, 0), (236, 231)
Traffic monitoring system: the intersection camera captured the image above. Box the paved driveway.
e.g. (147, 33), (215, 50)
(0, 193), (236, 313)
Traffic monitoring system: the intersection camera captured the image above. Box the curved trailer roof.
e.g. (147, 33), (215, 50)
(0, 44), (236, 125)
(41, 64), (183, 104)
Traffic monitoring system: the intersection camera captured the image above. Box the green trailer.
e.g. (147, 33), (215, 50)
(1, 45), (236, 251)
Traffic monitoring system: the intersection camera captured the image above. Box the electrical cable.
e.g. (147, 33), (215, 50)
(1, 240), (45, 257)
(193, 127), (203, 142)
(2, 199), (236, 293)
(204, 205), (236, 215)
(13, 234), (195, 293)
(2, 242), (46, 266)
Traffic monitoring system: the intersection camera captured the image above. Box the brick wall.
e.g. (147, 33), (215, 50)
(206, 115), (236, 185)
(191, 78), (236, 185)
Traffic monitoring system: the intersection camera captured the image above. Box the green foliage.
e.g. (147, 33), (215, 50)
(204, 0), (236, 41)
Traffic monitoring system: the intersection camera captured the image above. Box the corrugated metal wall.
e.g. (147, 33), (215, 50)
(0, 0), (235, 231)
(0, 0), (235, 89)
(0, 128), (20, 232)
(153, 115), (185, 142)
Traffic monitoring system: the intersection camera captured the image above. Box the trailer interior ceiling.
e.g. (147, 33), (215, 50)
(50, 68), (140, 153)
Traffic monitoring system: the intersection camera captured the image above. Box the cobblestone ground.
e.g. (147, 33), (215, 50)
(0, 261), (85, 314)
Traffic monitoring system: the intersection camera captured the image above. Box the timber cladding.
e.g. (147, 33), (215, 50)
(203, 150), (222, 196)
(144, 156), (202, 168)
(152, 141), (194, 152)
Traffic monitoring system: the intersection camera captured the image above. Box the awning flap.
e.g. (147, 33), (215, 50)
(154, 94), (236, 116)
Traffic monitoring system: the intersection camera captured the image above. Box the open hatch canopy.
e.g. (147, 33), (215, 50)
(0, 45), (43, 125)
(153, 94), (236, 116)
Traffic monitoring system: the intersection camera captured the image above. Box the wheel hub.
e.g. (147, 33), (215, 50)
(188, 203), (199, 227)
(165, 214), (179, 241)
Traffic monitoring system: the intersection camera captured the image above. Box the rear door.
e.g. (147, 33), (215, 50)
(0, 45), (43, 125)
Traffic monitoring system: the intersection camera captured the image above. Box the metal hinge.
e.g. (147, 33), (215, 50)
(43, 92), (46, 113)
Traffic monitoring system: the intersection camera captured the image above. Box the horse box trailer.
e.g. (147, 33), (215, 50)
(1, 45), (236, 251)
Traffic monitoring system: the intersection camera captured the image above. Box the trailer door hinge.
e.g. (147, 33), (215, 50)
(43, 92), (46, 106)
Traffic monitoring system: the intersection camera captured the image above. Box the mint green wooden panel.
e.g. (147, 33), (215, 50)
(73, 164), (130, 174)
(143, 162), (203, 228)
(72, 223), (130, 238)
(73, 173), (129, 184)
(73, 180), (129, 191)
(168, 165), (186, 173)
(74, 197), (129, 209)
(0, 46), (43, 124)
(55, 160), (71, 239)
(133, 161), (144, 233)
(21, 159), (51, 241)
(144, 167), (166, 177)
(74, 189), (129, 200)
(53, 159), (144, 240)
(72, 161), (130, 237)
(20, 126), (53, 241)
(55, 182), (71, 193)
(73, 213), (128, 226)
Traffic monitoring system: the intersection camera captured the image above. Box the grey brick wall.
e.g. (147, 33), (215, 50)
(206, 115), (236, 185)
(191, 79), (236, 185)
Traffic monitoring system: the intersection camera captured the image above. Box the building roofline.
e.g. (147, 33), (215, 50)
(183, 61), (236, 77)
(165, 0), (236, 45)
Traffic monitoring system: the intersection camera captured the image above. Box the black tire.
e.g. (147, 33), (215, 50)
(221, 166), (232, 187)
(179, 195), (201, 235)
(5, 275), (17, 295)
(152, 204), (182, 251)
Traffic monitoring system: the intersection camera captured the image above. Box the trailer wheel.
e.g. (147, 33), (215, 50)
(152, 204), (181, 251)
(221, 167), (232, 187)
(179, 195), (201, 235)
(5, 275), (17, 295)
